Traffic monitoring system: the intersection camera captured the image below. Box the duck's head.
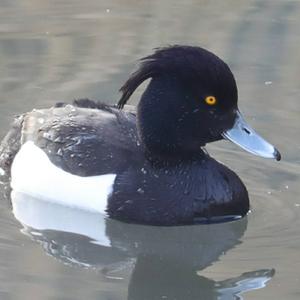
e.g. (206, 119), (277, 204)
(118, 45), (281, 161)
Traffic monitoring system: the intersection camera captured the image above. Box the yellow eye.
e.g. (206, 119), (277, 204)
(205, 96), (217, 106)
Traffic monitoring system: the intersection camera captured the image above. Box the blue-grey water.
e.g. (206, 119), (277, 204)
(0, 0), (299, 299)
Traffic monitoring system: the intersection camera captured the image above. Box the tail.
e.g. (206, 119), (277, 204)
(0, 115), (24, 178)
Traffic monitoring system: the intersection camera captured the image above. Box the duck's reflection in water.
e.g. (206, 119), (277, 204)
(11, 191), (274, 300)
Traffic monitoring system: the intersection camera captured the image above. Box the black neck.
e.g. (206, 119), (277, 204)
(137, 75), (209, 159)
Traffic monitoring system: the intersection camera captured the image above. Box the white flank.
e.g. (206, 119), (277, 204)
(0, 167), (5, 176)
(11, 141), (116, 213)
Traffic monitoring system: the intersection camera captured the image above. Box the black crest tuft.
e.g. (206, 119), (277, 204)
(117, 45), (235, 109)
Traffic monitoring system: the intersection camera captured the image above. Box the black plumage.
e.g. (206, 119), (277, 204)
(0, 45), (251, 225)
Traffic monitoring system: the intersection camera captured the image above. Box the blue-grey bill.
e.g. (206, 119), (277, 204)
(222, 111), (281, 161)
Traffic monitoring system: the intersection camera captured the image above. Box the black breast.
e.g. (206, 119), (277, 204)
(107, 156), (249, 225)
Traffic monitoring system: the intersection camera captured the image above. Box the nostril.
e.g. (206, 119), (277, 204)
(243, 127), (251, 134)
